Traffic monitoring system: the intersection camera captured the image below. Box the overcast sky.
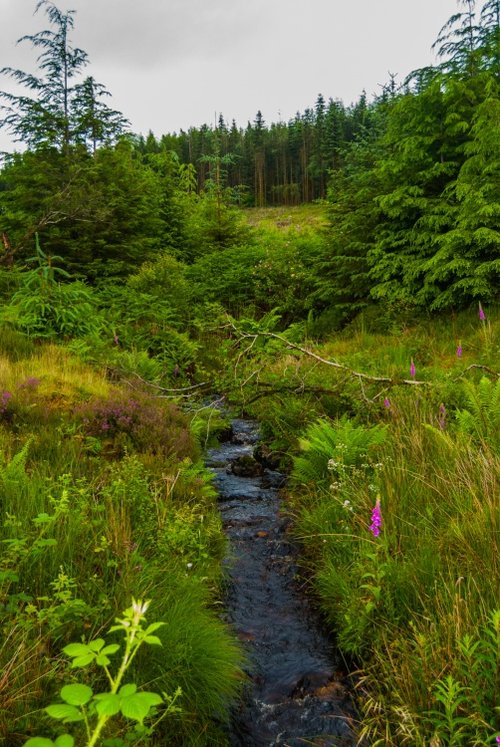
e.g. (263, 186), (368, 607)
(0, 0), (461, 152)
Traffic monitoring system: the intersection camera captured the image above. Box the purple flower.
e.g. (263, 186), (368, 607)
(456, 343), (462, 358)
(369, 498), (383, 538)
(1, 391), (13, 417)
(18, 376), (41, 389)
(383, 397), (391, 409)
(410, 359), (416, 378)
(479, 303), (486, 321)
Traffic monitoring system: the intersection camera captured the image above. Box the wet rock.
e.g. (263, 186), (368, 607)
(253, 443), (281, 470)
(261, 470), (287, 489)
(216, 423), (234, 442)
(230, 455), (265, 477)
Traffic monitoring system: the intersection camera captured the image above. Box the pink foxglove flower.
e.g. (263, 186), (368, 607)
(369, 497), (383, 537)
(410, 359), (416, 378)
(479, 303), (486, 321)
(383, 397), (391, 408)
(456, 342), (462, 358)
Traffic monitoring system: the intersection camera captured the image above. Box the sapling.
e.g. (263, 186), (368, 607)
(25, 599), (181, 747)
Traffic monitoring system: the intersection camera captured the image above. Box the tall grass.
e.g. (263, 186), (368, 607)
(0, 342), (244, 744)
(270, 312), (500, 745)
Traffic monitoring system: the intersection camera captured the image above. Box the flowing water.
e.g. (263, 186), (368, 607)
(206, 418), (358, 747)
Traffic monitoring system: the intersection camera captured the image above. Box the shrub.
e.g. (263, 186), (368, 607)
(9, 281), (104, 340)
(75, 390), (196, 460)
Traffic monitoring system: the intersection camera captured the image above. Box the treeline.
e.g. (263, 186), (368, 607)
(136, 93), (372, 205)
(0, 0), (498, 315)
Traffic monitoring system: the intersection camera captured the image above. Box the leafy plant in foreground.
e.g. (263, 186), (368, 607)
(25, 599), (181, 747)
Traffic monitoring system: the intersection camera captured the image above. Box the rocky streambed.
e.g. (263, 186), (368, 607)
(206, 418), (358, 747)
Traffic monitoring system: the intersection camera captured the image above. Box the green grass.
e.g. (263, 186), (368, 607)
(243, 203), (328, 233)
(0, 341), (244, 745)
(235, 307), (500, 745)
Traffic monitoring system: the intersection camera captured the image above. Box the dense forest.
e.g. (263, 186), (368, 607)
(0, 0), (499, 745)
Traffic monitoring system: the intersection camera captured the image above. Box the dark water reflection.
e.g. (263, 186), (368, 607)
(207, 419), (358, 746)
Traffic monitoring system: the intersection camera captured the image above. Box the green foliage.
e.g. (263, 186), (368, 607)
(1, 238), (103, 338)
(126, 252), (192, 323)
(0, 0), (127, 152)
(455, 376), (500, 451)
(0, 142), (167, 279)
(93, 282), (200, 380)
(292, 417), (387, 490)
(27, 599), (181, 746)
(10, 280), (102, 339)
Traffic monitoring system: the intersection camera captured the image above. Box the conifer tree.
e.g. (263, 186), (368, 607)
(0, 1), (127, 153)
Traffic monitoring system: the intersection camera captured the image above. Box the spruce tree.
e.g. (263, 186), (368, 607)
(1, 0), (88, 151)
(0, 1), (127, 153)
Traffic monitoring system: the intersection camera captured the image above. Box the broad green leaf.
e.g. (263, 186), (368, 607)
(0, 570), (19, 583)
(45, 704), (84, 722)
(118, 683), (137, 697)
(60, 683), (93, 706)
(94, 693), (121, 717)
(55, 736), (75, 747)
(137, 691), (162, 707)
(63, 643), (92, 658)
(70, 654), (95, 668)
(101, 644), (120, 655)
(24, 739), (54, 747)
(89, 638), (105, 652)
(33, 538), (57, 548)
(120, 693), (151, 722)
(143, 635), (162, 646)
(95, 654), (111, 666)
(144, 622), (165, 635)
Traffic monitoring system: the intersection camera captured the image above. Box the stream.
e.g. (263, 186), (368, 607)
(206, 418), (358, 747)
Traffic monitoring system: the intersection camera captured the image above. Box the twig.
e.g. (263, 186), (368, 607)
(453, 364), (500, 381)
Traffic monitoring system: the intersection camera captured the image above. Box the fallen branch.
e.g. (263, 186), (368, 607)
(243, 381), (343, 405)
(230, 325), (430, 387)
(453, 364), (500, 381)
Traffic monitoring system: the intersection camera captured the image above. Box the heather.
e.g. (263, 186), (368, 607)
(0, 0), (499, 743)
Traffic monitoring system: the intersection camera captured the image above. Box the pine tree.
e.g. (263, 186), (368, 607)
(1, 0), (88, 150)
(71, 76), (129, 153)
(432, 0), (482, 76)
(0, 1), (127, 153)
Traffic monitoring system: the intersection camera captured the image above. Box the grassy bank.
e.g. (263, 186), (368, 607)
(0, 332), (244, 745)
(237, 308), (499, 745)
